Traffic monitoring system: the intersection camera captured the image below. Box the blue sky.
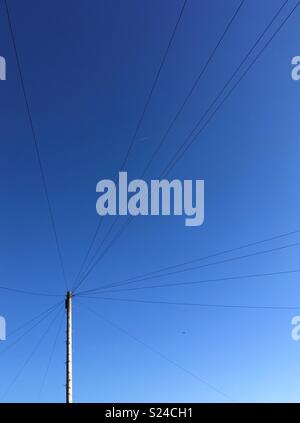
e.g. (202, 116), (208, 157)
(0, 0), (300, 402)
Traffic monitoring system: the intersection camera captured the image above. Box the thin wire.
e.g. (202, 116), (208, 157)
(38, 309), (64, 401)
(72, 218), (104, 290)
(74, 216), (119, 289)
(0, 302), (63, 355)
(119, 0), (188, 171)
(158, 0), (290, 178)
(0, 285), (63, 297)
(74, 0), (296, 287)
(77, 241), (300, 295)
(73, 215), (135, 292)
(161, 0), (299, 177)
(4, 0), (68, 290)
(0, 303), (62, 356)
(79, 295), (300, 311)
(75, 269), (300, 296)
(80, 303), (235, 402)
(72, 0), (188, 291)
(73, 0), (246, 292)
(1, 306), (62, 400)
(77, 229), (300, 294)
(9, 302), (62, 337)
(141, 0), (246, 178)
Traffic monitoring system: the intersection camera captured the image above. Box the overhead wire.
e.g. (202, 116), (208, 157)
(4, 0), (68, 290)
(0, 285), (63, 297)
(72, 0), (189, 291)
(38, 309), (64, 401)
(78, 295), (300, 311)
(119, 0), (189, 171)
(1, 306), (62, 400)
(76, 241), (300, 295)
(73, 0), (246, 292)
(76, 269), (300, 296)
(80, 303), (235, 402)
(76, 229), (300, 295)
(73, 0), (297, 291)
(0, 301), (63, 355)
(140, 0), (246, 178)
(160, 0), (299, 177)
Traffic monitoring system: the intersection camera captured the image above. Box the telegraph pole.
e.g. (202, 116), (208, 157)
(65, 291), (73, 403)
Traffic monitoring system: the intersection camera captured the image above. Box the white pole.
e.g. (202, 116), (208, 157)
(66, 291), (72, 403)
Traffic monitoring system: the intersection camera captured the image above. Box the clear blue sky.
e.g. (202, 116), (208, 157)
(0, 0), (300, 402)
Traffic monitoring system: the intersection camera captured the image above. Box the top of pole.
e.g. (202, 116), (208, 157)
(65, 291), (72, 309)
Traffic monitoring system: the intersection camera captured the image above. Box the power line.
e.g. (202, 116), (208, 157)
(0, 285), (63, 297)
(80, 303), (235, 402)
(141, 0), (246, 178)
(161, 0), (299, 177)
(76, 269), (300, 296)
(4, 0), (68, 290)
(0, 302), (62, 356)
(100, 242), (300, 290)
(73, 0), (297, 285)
(79, 295), (300, 311)
(78, 235), (299, 292)
(73, 215), (135, 292)
(72, 218), (104, 290)
(1, 306), (62, 400)
(73, 0), (246, 292)
(38, 309), (64, 401)
(7, 301), (62, 338)
(74, 216), (119, 289)
(73, 0), (188, 291)
(120, 0), (188, 171)
(77, 242), (300, 293)
(78, 228), (300, 294)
